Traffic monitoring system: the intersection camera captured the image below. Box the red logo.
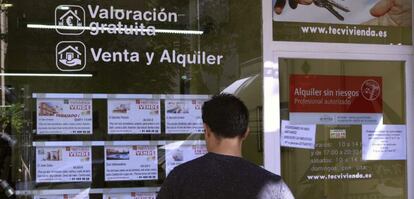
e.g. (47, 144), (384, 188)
(361, 79), (381, 101)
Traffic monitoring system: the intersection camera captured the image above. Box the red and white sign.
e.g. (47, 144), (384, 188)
(289, 75), (383, 125)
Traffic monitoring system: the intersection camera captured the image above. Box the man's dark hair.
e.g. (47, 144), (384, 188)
(202, 93), (249, 138)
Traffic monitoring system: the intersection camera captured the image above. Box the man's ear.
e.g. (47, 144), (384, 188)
(203, 123), (211, 138)
(241, 127), (250, 140)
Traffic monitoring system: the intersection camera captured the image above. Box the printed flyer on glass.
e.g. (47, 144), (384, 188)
(37, 99), (93, 134)
(36, 146), (92, 183)
(108, 99), (161, 134)
(165, 143), (207, 175)
(103, 192), (157, 199)
(105, 145), (158, 181)
(362, 124), (407, 160)
(281, 120), (316, 149)
(165, 99), (204, 134)
(272, 0), (412, 44)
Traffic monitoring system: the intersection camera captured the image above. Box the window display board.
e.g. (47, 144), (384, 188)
(271, 0), (412, 44)
(29, 93), (209, 197)
(19, 188), (160, 198)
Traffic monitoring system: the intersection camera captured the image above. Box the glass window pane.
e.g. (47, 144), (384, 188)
(1, 0), (263, 198)
(280, 58), (407, 199)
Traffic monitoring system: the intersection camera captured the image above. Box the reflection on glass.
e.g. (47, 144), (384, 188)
(2, 0), (263, 198)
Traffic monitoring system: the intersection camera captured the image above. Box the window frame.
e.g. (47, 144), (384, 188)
(262, 0), (414, 198)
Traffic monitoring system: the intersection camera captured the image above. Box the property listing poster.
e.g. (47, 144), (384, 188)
(36, 146), (92, 183)
(289, 75), (383, 125)
(105, 145), (158, 181)
(165, 99), (204, 134)
(102, 192), (157, 199)
(272, 0), (412, 44)
(165, 144), (207, 175)
(34, 194), (89, 199)
(37, 98), (92, 134)
(108, 99), (161, 134)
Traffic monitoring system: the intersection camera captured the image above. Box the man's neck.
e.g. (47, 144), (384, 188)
(207, 137), (243, 157)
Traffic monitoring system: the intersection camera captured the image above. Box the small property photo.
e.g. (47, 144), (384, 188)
(106, 148), (130, 160)
(42, 149), (62, 161)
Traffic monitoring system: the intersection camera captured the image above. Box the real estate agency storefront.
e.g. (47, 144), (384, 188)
(0, 0), (412, 199)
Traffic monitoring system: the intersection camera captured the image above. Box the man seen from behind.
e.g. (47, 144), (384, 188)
(157, 93), (294, 199)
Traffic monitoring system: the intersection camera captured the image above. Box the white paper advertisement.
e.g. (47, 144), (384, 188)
(362, 124), (407, 160)
(34, 193), (89, 199)
(37, 99), (92, 134)
(273, 0), (392, 24)
(281, 120), (316, 149)
(165, 99), (204, 134)
(102, 192), (157, 199)
(271, 0), (412, 44)
(105, 145), (158, 181)
(36, 146), (92, 183)
(165, 143), (207, 175)
(108, 99), (161, 134)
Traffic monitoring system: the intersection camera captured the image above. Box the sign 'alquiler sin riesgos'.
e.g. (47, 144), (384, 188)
(289, 75), (383, 125)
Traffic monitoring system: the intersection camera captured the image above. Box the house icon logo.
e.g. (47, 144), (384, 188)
(55, 5), (85, 35)
(56, 41), (86, 71)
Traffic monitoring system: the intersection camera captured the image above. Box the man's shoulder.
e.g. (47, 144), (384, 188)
(161, 154), (294, 199)
(246, 162), (283, 182)
(172, 153), (282, 180)
(168, 153), (285, 185)
(168, 154), (208, 175)
(158, 156), (210, 199)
